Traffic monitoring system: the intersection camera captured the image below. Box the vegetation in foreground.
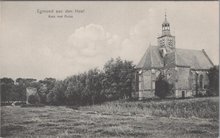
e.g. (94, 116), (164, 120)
(1, 97), (219, 138)
(84, 97), (219, 120)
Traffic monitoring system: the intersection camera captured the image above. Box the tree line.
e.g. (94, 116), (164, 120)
(1, 58), (136, 105)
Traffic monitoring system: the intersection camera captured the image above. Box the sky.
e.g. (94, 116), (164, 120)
(0, 1), (219, 80)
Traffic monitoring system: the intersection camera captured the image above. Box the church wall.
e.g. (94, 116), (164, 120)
(164, 67), (193, 98)
(131, 71), (139, 98)
(135, 67), (210, 99)
(164, 67), (177, 97)
(138, 69), (156, 100)
(174, 69), (209, 98)
(165, 67), (177, 86)
(174, 67), (194, 98)
(176, 67), (190, 90)
(138, 71), (144, 100)
(191, 70), (209, 96)
(143, 70), (151, 90)
(203, 72), (209, 89)
(174, 90), (193, 98)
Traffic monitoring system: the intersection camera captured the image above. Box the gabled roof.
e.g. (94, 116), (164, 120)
(136, 46), (164, 69)
(175, 48), (214, 70)
(137, 46), (214, 70)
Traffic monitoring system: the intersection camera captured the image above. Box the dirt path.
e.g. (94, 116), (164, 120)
(1, 106), (218, 138)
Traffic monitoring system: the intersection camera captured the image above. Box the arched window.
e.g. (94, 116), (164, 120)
(199, 75), (203, 89)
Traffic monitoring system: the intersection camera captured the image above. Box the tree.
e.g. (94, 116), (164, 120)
(46, 80), (66, 105)
(39, 78), (56, 91)
(14, 84), (26, 101)
(38, 78), (56, 103)
(46, 91), (55, 104)
(103, 57), (135, 100)
(82, 68), (105, 105)
(64, 74), (84, 105)
(1, 78), (15, 101)
(207, 66), (219, 96)
(155, 74), (170, 99)
(1, 77), (40, 102)
(16, 78), (37, 87)
(28, 95), (40, 104)
(38, 84), (48, 103)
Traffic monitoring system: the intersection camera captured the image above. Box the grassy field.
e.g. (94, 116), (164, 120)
(1, 97), (219, 138)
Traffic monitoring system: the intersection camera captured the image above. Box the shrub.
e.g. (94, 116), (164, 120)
(28, 95), (39, 104)
(208, 66), (219, 96)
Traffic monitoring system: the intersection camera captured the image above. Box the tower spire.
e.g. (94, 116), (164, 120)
(162, 11), (170, 36)
(165, 11), (167, 21)
(158, 12), (175, 51)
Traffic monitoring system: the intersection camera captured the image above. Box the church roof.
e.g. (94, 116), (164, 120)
(137, 46), (214, 70)
(175, 48), (214, 70)
(136, 46), (164, 69)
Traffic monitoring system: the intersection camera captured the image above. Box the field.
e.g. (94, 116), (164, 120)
(1, 97), (219, 138)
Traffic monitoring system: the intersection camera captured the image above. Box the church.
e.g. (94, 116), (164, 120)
(132, 14), (214, 100)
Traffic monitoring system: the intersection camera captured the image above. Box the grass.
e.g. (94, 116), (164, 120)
(83, 97), (219, 119)
(1, 97), (219, 138)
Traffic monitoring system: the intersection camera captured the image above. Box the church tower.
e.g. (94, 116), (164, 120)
(157, 13), (175, 55)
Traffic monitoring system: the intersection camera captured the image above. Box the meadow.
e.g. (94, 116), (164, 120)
(1, 97), (219, 138)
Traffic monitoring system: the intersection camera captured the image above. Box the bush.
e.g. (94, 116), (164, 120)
(28, 95), (39, 104)
(208, 66), (219, 96)
(20, 103), (45, 108)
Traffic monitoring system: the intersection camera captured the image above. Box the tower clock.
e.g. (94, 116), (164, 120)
(157, 13), (175, 53)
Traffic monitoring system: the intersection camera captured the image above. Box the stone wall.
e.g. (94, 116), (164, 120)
(165, 67), (193, 98)
(176, 67), (190, 90)
(131, 71), (139, 98)
(191, 70), (209, 96)
(173, 68), (209, 98)
(134, 67), (210, 99)
(164, 67), (177, 89)
(175, 90), (193, 98)
(139, 90), (155, 100)
(138, 69), (158, 100)
(143, 70), (151, 90)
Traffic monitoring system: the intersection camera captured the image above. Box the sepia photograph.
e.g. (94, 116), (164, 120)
(0, 1), (219, 137)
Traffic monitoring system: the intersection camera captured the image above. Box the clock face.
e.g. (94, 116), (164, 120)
(158, 37), (175, 48)
(160, 39), (165, 46)
(168, 39), (174, 47)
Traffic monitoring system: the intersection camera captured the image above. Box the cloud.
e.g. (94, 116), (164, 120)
(66, 19), (159, 74)
(0, 18), (162, 80)
(66, 24), (122, 71)
(120, 18), (159, 63)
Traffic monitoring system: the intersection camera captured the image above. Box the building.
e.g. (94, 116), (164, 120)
(132, 14), (214, 100)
